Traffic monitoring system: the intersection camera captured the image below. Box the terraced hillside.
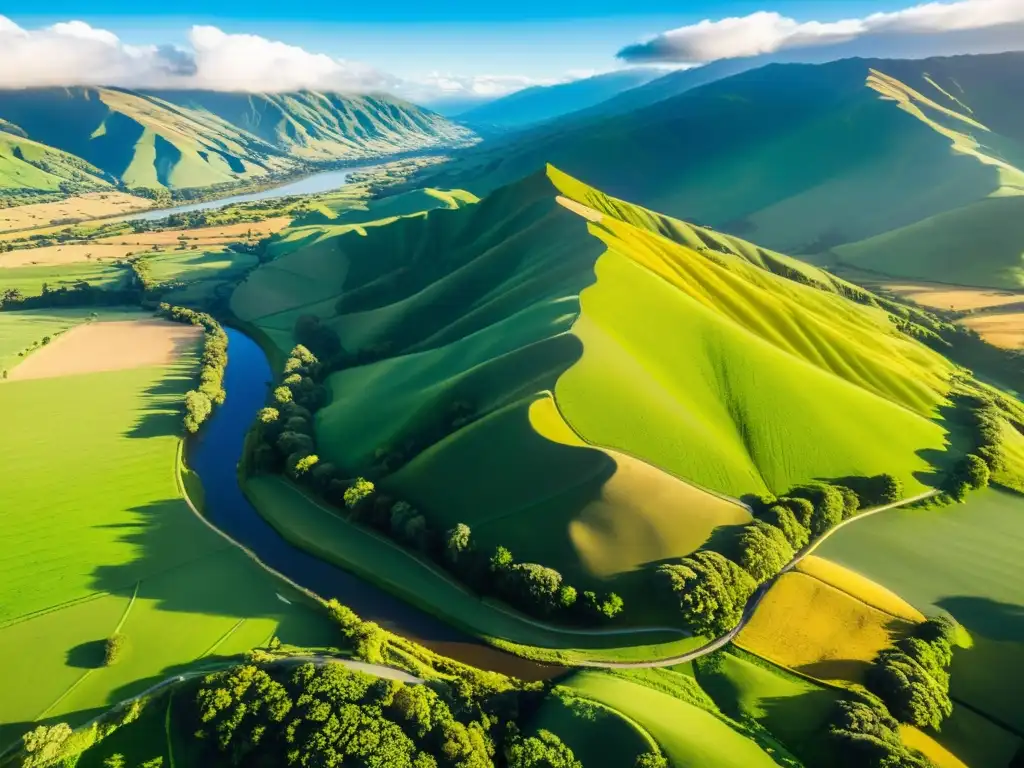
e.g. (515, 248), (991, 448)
(0, 87), (474, 192)
(422, 52), (1024, 287)
(234, 166), (969, 599)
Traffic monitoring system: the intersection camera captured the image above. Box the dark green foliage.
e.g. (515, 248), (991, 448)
(864, 619), (958, 730)
(790, 483), (845, 537)
(505, 730), (582, 768)
(195, 665), (293, 762)
(736, 520), (794, 583)
(658, 550), (756, 635)
(761, 504), (810, 549)
(634, 755), (668, 768)
(948, 453), (990, 497)
(775, 496), (815, 529)
(20, 723), (73, 768)
(444, 524), (473, 567)
(504, 563), (564, 616)
(835, 486), (861, 519)
(826, 698), (933, 768)
(293, 314), (343, 361)
(104, 633), (126, 666)
(277, 431), (314, 456)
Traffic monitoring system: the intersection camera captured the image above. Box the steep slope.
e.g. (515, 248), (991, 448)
(456, 69), (661, 129)
(422, 52), (1024, 274)
(0, 87), (474, 192)
(234, 167), (962, 592)
(0, 130), (111, 193)
(150, 90), (474, 160)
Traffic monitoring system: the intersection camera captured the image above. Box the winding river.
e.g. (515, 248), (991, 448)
(188, 328), (558, 681)
(127, 167), (370, 222)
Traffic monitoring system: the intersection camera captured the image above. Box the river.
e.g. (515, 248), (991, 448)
(187, 327), (558, 681)
(127, 168), (368, 222)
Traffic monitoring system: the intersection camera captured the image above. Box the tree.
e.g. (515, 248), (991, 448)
(776, 496), (814, 529)
(273, 385), (293, 405)
(790, 484), (845, 537)
(21, 723), (73, 768)
(277, 431), (314, 456)
(505, 563), (563, 615)
(635, 754), (668, 768)
(490, 546), (514, 575)
(835, 485), (861, 519)
(826, 699), (932, 768)
(658, 551), (756, 635)
(558, 585), (577, 610)
(257, 407), (279, 424)
(183, 390), (212, 433)
(104, 633), (127, 665)
(344, 477), (375, 509)
(736, 520), (794, 583)
(444, 523), (473, 567)
(289, 453), (319, 478)
(102, 755), (126, 768)
(954, 454), (990, 491)
(865, 648), (952, 729)
(505, 730), (582, 768)
(761, 504), (809, 550)
(195, 665), (293, 761)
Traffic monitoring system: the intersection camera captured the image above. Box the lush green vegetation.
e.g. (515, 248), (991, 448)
(0, 311), (334, 751)
(155, 304), (227, 432)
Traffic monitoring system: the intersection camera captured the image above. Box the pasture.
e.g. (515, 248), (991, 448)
(559, 670), (783, 767)
(735, 556), (923, 687)
(0, 307), (141, 373)
(0, 192), (153, 233)
(0, 259), (128, 298)
(816, 487), (1024, 731)
(0, 312), (333, 749)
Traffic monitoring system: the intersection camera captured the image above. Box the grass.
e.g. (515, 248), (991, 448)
(0, 191), (152, 233)
(525, 688), (656, 767)
(0, 259), (128, 297)
(693, 650), (843, 766)
(243, 474), (701, 664)
(0, 318), (334, 748)
(558, 670), (782, 767)
(816, 487), (1024, 732)
(735, 556), (922, 687)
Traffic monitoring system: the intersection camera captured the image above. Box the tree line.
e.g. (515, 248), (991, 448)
(249, 344), (623, 626)
(157, 304), (227, 433)
(658, 476), (903, 636)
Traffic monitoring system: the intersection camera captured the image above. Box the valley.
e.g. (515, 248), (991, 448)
(2, 34), (1024, 768)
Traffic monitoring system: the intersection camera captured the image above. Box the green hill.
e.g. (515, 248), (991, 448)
(421, 52), (1024, 287)
(0, 130), (111, 194)
(233, 166), (966, 595)
(0, 87), (475, 192)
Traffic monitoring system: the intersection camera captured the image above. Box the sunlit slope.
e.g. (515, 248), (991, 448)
(238, 167), (961, 588)
(0, 88), (474, 192)
(151, 90), (475, 160)
(0, 130), (111, 193)
(424, 52), (1024, 257)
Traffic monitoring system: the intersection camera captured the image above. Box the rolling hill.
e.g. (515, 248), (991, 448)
(455, 69), (662, 129)
(233, 165), (968, 597)
(420, 52), (1024, 287)
(0, 87), (475, 192)
(0, 129), (112, 194)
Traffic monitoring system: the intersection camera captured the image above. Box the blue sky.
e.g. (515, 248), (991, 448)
(8, 2), (916, 79)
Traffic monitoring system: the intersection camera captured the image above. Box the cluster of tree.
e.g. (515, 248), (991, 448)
(826, 697), (935, 768)
(157, 304), (227, 433)
(191, 659), (581, 768)
(0, 280), (138, 311)
(661, 477), (901, 634)
(250, 346), (618, 627)
(18, 699), (147, 768)
(104, 633), (127, 666)
(441, 524), (623, 623)
(865, 617), (958, 731)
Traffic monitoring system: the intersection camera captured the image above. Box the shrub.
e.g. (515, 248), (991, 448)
(736, 520), (794, 583)
(790, 483), (845, 537)
(273, 386), (293, 405)
(184, 390), (212, 433)
(288, 453), (319, 478)
(658, 551), (756, 635)
(257, 407), (279, 424)
(104, 633), (127, 666)
(343, 477), (375, 509)
(762, 504), (810, 549)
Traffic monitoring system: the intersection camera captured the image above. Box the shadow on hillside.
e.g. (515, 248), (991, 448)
(66, 640), (107, 670)
(936, 595), (1024, 642)
(123, 356), (197, 440)
(793, 658), (870, 683)
(914, 396), (979, 488)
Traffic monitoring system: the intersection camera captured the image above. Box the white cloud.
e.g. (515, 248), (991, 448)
(618, 0), (1024, 63)
(0, 16), (544, 104)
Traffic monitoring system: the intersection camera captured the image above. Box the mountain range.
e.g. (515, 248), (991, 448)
(0, 87), (474, 193)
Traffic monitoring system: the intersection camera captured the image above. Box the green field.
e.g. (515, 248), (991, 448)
(558, 670), (782, 767)
(0, 131), (109, 194)
(525, 687), (657, 767)
(0, 315), (334, 749)
(244, 474), (699, 663)
(0, 259), (129, 298)
(817, 487), (1024, 732)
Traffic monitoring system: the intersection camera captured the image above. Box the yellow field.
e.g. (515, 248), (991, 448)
(736, 556), (923, 686)
(0, 192), (154, 232)
(879, 282), (1024, 312)
(0, 217), (292, 267)
(960, 312), (1024, 349)
(901, 726), (969, 768)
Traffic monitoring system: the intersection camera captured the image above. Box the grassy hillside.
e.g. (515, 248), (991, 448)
(151, 90), (474, 161)
(0, 130), (111, 194)
(0, 87), (474, 193)
(421, 52), (1024, 282)
(235, 166), (967, 603)
(456, 69), (661, 129)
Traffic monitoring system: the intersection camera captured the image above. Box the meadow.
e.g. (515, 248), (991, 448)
(816, 487), (1024, 733)
(0, 307), (140, 373)
(0, 191), (153, 233)
(0, 312), (334, 750)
